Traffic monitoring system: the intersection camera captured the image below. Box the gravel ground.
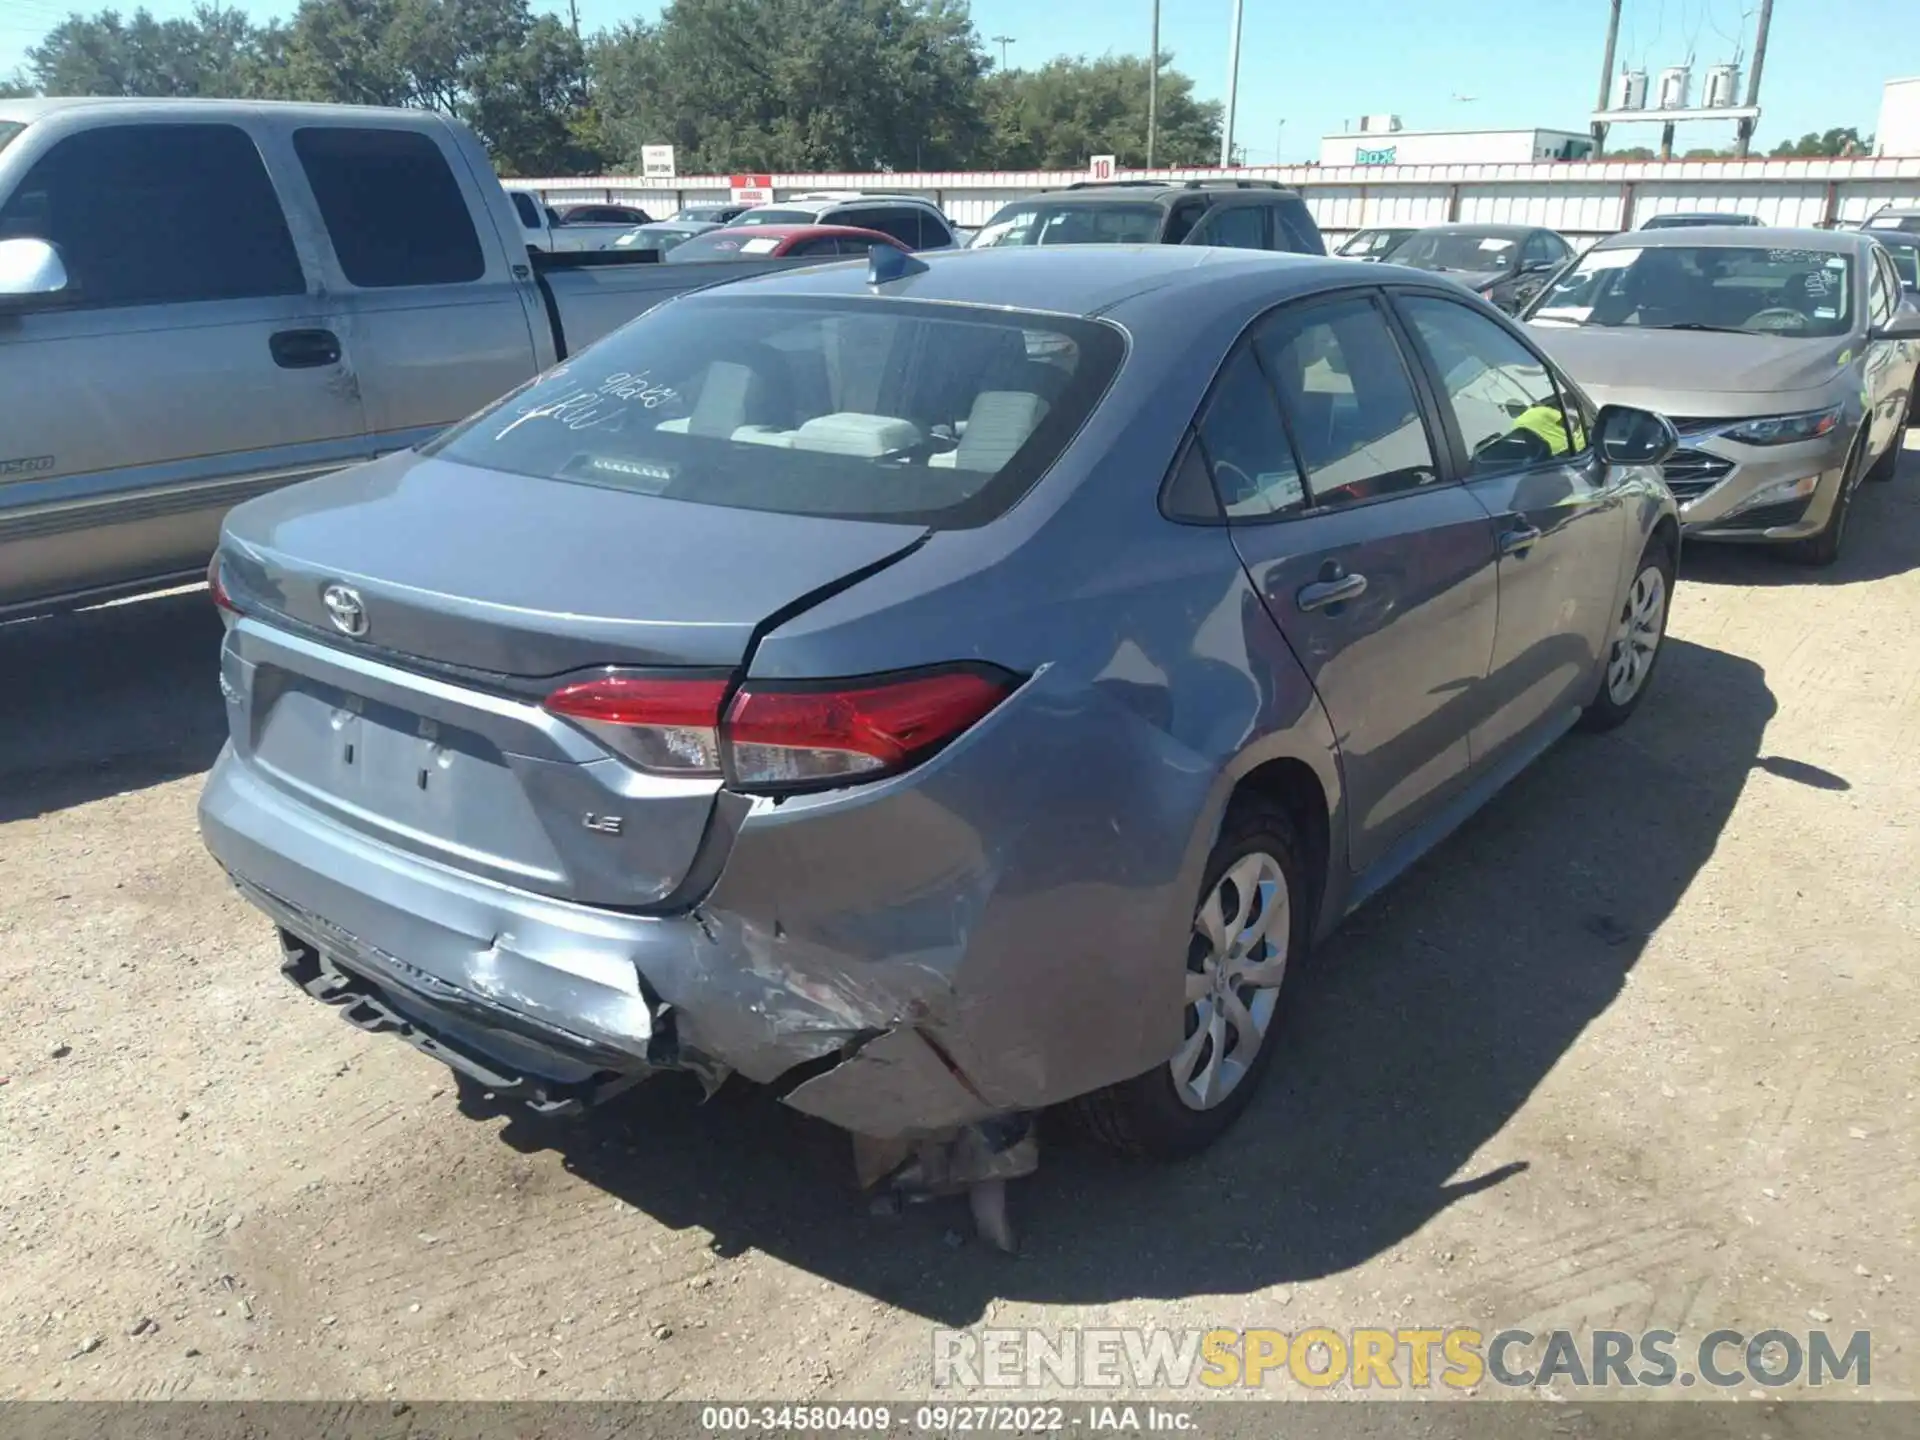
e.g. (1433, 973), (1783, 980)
(3, 445), (1917, 1404)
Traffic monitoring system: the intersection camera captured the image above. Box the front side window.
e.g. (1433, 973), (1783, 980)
(294, 127), (484, 288)
(1252, 296), (1440, 508)
(1531, 243), (1855, 338)
(426, 296), (1124, 529)
(1523, 233), (1561, 267)
(1869, 252), (1896, 328)
(0, 122), (303, 309)
(1399, 294), (1586, 475)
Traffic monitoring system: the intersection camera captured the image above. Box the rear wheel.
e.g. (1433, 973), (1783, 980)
(1072, 797), (1310, 1159)
(1581, 537), (1673, 732)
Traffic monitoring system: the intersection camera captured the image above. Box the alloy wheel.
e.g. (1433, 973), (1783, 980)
(1172, 852), (1290, 1111)
(1606, 563), (1668, 707)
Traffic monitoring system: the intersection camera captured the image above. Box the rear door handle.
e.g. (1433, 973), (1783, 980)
(1296, 572), (1368, 612)
(270, 328), (341, 369)
(1499, 522), (1544, 557)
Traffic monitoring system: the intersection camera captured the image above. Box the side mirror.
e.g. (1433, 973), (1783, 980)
(0, 237), (69, 304)
(1596, 404), (1679, 467)
(1870, 308), (1920, 341)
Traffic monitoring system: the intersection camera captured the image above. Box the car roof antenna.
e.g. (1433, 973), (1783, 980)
(867, 244), (930, 285)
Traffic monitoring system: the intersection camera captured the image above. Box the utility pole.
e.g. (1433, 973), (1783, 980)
(1592, 0), (1621, 158)
(991, 34), (1016, 70)
(1220, 0), (1243, 168)
(1147, 0), (1160, 169)
(1734, 0), (1773, 157)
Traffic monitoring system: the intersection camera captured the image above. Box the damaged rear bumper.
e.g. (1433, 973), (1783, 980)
(200, 693), (1210, 1136)
(201, 747), (998, 1135)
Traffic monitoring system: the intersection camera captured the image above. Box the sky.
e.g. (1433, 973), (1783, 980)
(2, 0), (1913, 162)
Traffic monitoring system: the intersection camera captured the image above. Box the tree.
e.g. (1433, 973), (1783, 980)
(27, 4), (283, 97)
(281, 0), (603, 173)
(981, 52), (1219, 169)
(591, 0), (988, 174)
(1769, 126), (1871, 158)
(1604, 146), (1658, 160)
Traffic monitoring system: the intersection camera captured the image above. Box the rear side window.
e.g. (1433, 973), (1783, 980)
(511, 191), (542, 228)
(1195, 348), (1305, 518)
(1252, 296), (1440, 508)
(293, 127), (485, 288)
(838, 207), (923, 248)
(0, 122), (302, 308)
(1196, 204), (1267, 250)
(426, 296), (1125, 529)
(1273, 198), (1325, 254)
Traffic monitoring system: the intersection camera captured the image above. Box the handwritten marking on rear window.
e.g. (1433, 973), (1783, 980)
(1767, 249), (1838, 264)
(493, 370), (679, 438)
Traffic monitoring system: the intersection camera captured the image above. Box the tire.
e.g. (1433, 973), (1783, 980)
(1071, 796), (1312, 1160)
(1788, 433), (1865, 565)
(1867, 421), (1902, 483)
(1870, 384), (1916, 481)
(1581, 534), (1675, 733)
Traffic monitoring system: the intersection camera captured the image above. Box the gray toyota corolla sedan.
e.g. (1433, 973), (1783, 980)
(1525, 227), (1920, 566)
(200, 245), (1680, 1167)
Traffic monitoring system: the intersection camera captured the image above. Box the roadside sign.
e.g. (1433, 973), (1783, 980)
(1088, 154), (1117, 182)
(641, 145), (676, 181)
(729, 173), (774, 204)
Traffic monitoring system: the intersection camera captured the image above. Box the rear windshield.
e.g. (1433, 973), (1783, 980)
(970, 203), (1164, 247)
(664, 229), (787, 262)
(1531, 244), (1855, 338)
(727, 208), (816, 227)
(425, 295), (1125, 529)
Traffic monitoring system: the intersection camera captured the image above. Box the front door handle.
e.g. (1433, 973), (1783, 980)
(1296, 572), (1369, 612)
(270, 328), (341, 369)
(1499, 522), (1544, 557)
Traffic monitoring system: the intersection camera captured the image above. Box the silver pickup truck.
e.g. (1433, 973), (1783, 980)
(0, 97), (815, 618)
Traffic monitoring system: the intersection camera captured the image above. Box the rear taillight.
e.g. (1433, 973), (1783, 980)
(725, 669), (1014, 791)
(544, 674), (730, 775)
(543, 666), (1017, 792)
(207, 554), (239, 615)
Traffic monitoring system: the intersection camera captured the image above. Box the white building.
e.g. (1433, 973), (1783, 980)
(1319, 122), (1596, 167)
(1879, 78), (1920, 157)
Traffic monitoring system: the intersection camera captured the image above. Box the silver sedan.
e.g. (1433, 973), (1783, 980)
(1524, 226), (1920, 565)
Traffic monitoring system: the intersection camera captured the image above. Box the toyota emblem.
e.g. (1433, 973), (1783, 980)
(321, 583), (369, 637)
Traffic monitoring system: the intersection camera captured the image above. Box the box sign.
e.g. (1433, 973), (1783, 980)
(1088, 154), (1117, 182)
(641, 145), (675, 180)
(729, 172), (774, 204)
(1355, 147), (1398, 165)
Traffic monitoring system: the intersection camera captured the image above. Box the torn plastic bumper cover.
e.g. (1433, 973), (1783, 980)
(199, 664), (1208, 1143)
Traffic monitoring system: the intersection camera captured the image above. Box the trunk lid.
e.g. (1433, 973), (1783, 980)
(218, 450), (925, 908)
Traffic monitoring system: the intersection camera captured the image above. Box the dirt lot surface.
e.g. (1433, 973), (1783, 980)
(3, 446), (1918, 1405)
